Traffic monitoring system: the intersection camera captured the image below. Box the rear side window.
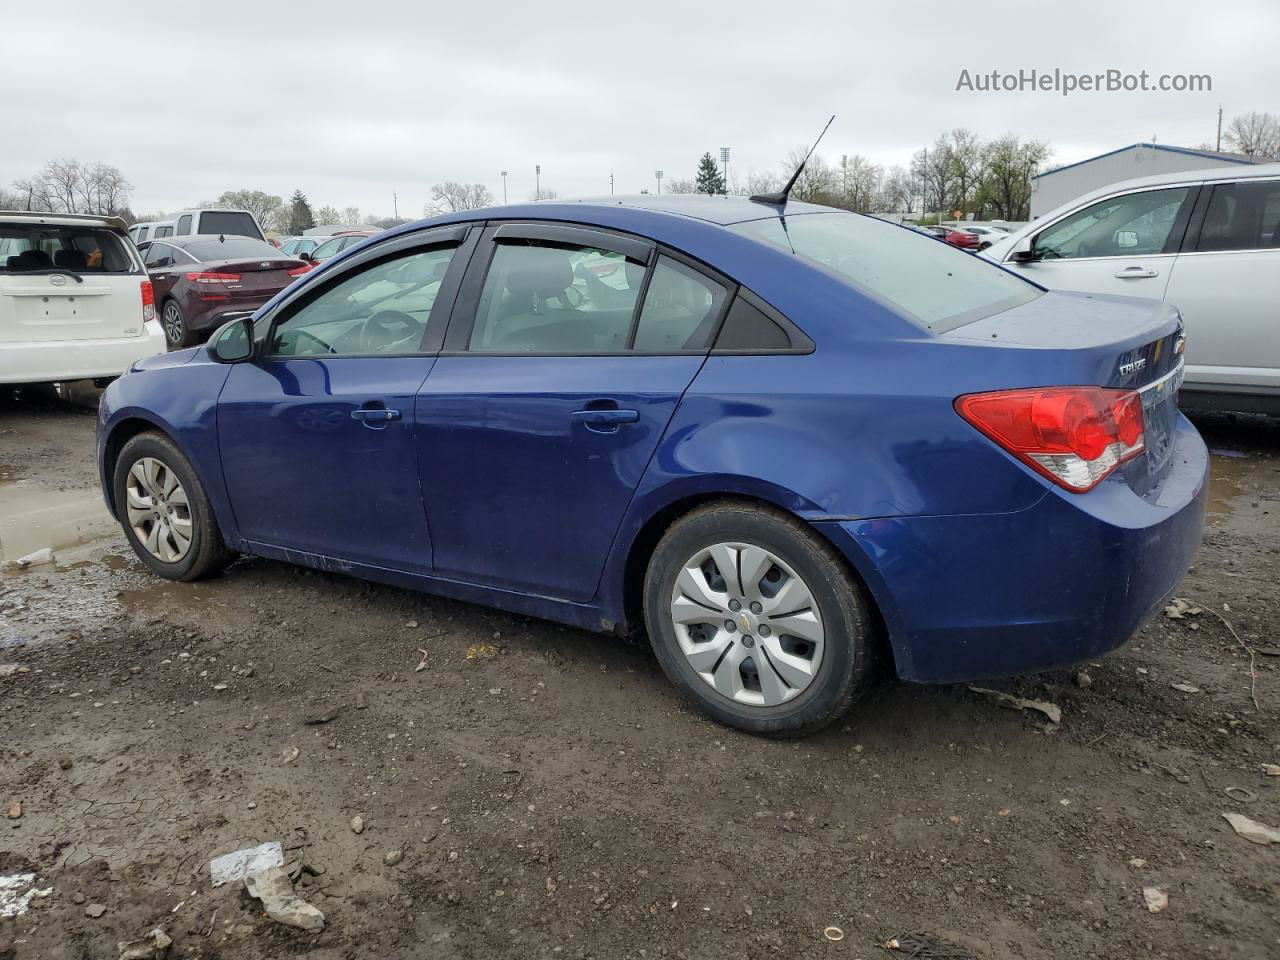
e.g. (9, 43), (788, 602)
(731, 212), (1040, 333)
(632, 256), (728, 351)
(0, 224), (137, 275)
(154, 226), (173, 238)
(714, 295), (793, 351)
(198, 212), (262, 239)
(1195, 180), (1280, 252)
(176, 214), (193, 236)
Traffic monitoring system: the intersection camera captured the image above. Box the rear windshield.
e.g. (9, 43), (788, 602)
(197, 211), (262, 239)
(184, 237), (279, 261)
(0, 224), (137, 275)
(730, 212), (1041, 332)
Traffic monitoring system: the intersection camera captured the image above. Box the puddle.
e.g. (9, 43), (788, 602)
(0, 480), (119, 565)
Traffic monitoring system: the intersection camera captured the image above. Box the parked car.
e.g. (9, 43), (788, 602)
(128, 220), (175, 245)
(98, 195), (1207, 735)
(278, 235), (326, 258)
(982, 163), (1280, 413)
(307, 230), (378, 263)
(163, 209), (266, 242)
(0, 211), (164, 384)
(136, 235), (307, 349)
(957, 225), (1006, 250)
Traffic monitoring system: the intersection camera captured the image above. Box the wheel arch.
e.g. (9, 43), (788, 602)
(102, 415), (191, 519)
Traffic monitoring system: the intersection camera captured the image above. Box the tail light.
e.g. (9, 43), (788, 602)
(287, 263), (311, 277)
(140, 280), (154, 323)
(186, 272), (241, 284)
(956, 386), (1145, 492)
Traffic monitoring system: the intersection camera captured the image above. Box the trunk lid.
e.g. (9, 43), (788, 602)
(945, 290), (1185, 493)
(196, 257), (304, 305)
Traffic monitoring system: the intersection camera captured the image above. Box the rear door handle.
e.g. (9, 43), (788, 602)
(1114, 266), (1159, 279)
(572, 408), (639, 427)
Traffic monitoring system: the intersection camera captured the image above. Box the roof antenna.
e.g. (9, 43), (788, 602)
(750, 114), (836, 207)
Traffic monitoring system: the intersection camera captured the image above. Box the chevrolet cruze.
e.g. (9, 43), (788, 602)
(97, 195), (1208, 735)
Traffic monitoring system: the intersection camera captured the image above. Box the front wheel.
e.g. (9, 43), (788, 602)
(643, 502), (874, 736)
(161, 300), (197, 349)
(113, 432), (232, 580)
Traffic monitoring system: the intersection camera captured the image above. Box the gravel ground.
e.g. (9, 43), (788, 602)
(1, 384), (1278, 960)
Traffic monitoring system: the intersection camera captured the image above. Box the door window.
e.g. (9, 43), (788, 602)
(176, 215), (193, 236)
(267, 244), (458, 357)
(468, 241), (647, 353)
(1033, 187), (1191, 259)
(1195, 180), (1280, 252)
(632, 256), (728, 351)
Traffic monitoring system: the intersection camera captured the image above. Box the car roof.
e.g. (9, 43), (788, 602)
(0, 210), (127, 231)
(549, 193), (834, 225)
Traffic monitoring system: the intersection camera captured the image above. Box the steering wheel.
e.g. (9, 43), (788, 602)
(358, 309), (424, 353)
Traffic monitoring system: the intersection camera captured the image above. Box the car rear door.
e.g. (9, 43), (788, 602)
(1003, 185), (1198, 301)
(216, 225), (474, 572)
(1161, 177), (1280, 398)
(415, 223), (731, 602)
(0, 222), (149, 347)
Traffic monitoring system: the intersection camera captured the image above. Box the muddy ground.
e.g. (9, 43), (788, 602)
(1, 384), (1277, 960)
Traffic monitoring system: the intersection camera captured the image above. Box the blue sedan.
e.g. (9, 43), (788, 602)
(96, 195), (1208, 735)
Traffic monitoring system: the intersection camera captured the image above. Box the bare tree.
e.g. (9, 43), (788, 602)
(1224, 111), (1280, 159)
(837, 155), (882, 213)
(975, 136), (1050, 221)
(10, 158), (133, 215)
(739, 171), (780, 197)
(342, 205), (362, 226)
(429, 182), (494, 213)
(528, 187), (559, 201)
(664, 178), (697, 195)
(947, 128), (987, 215)
(314, 205), (342, 226)
(785, 147), (836, 203)
(215, 190), (283, 225)
(878, 166), (915, 213)
(268, 204), (293, 233)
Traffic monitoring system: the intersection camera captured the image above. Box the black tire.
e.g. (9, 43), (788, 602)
(643, 501), (874, 736)
(113, 432), (233, 581)
(161, 300), (197, 350)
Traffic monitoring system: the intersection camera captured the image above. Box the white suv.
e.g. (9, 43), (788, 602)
(0, 212), (165, 384)
(983, 162), (1280, 414)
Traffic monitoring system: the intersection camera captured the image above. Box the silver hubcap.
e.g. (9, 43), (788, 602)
(163, 303), (184, 343)
(125, 457), (193, 562)
(669, 542), (824, 707)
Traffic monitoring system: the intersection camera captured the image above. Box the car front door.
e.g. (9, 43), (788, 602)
(216, 226), (475, 572)
(1163, 177), (1280, 396)
(416, 223), (731, 602)
(1003, 185), (1198, 301)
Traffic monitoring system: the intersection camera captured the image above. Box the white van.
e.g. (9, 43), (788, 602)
(982, 162), (1280, 413)
(166, 208), (265, 241)
(128, 219), (175, 245)
(0, 211), (166, 384)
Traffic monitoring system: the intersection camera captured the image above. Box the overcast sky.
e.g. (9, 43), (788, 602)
(3, 0), (1277, 219)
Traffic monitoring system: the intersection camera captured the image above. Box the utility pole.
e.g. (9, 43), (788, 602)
(719, 147), (730, 195)
(655, 169), (663, 194)
(842, 153), (849, 205)
(610, 171), (614, 195)
(535, 164), (541, 200)
(500, 171), (508, 204)
(393, 193), (398, 219)
(1216, 105), (1223, 152)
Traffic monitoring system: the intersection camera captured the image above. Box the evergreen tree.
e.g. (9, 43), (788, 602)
(288, 190), (315, 235)
(694, 153), (725, 195)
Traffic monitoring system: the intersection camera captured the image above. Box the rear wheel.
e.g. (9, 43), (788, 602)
(643, 502), (874, 736)
(162, 300), (197, 349)
(113, 432), (232, 580)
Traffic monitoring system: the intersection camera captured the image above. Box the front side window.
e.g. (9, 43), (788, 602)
(468, 241), (646, 353)
(268, 244), (457, 357)
(1196, 180), (1280, 252)
(154, 226), (173, 238)
(732, 212), (1040, 332)
(144, 243), (174, 268)
(1034, 187), (1190, 260)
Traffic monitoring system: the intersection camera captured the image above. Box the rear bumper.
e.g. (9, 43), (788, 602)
(817, 414), (1209, 684)
(0, 321), (166, 384)
(188, 304), (261, 333)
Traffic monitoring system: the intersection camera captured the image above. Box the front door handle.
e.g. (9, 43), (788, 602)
(572, 408), (640, 431)
(351, 407), (402, 427)
(1114, 266), (1159, 279)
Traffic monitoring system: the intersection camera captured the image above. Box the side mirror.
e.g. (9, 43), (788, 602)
(1009, 236), (1035, 263)
(207, 316), (255, 363)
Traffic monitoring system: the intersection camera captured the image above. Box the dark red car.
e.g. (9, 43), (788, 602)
(137, 235), (308, 348)
(923, 225), (980, 250)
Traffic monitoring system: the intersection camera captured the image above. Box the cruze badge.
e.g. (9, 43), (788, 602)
(1118, 357), (1147, 376)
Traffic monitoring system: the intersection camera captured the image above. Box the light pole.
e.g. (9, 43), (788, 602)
(535, 164), (541, 200)
(719, 147), (730, 194)
(655, 169), (663, 194)
(500, 171), (508, 204)
(393, 192), (398, 219)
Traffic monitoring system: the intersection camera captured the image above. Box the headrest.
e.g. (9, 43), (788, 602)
(54, 249), (87, 269)
(503, 246), (573, 301)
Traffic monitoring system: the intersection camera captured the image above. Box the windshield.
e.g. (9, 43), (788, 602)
(0, 223), (137, 275)
(730, 212), (1041, 332)
(184, 237), (281, 261)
